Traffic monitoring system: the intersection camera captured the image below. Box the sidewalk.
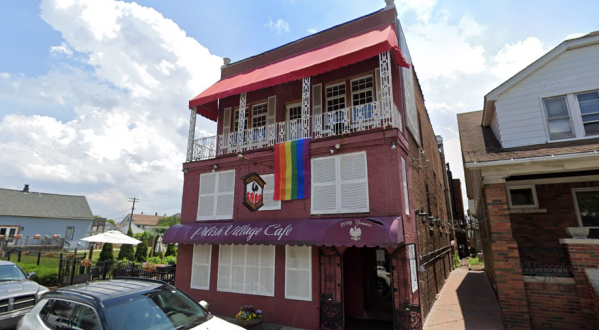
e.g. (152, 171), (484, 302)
(424, 268), (504, 330)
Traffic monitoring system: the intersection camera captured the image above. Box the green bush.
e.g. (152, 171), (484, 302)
(134, 240), (148, 262)
(148, 256), (162, 264)
(98, 243), (115, 262)
(163, 256), (177, 264)
(453, 250), (460, 268)
(469, 256), (483, 266)
(117, 228), (136, 261)
(165, 244), (177, 257)
(16, 263), (58, 287)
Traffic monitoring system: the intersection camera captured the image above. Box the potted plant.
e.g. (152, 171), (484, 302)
(142, 262), (157, 273)
(45, 252), (54, 257)
(235, 305), (263, 330)
(34, 234), (42, 239)
(53, 234), (61, 239)
(80, 258), (92, 267)
(14, 234), (22, 239)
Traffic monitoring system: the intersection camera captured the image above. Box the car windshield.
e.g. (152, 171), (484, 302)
(104, 287), (208, 330)
(0, 264), (27, 281)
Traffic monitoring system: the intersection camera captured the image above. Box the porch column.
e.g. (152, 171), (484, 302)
(378, 51), (393, 124)
(237, 92), (247, 153)
(302, 77), (310, 138)
(186, 107), (197, 162)
(483, 182), (531, 330)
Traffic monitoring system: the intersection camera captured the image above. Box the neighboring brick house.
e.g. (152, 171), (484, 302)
(119, 212), (166, 234)
(164, 1), (453, 329)
(458, 31), (599, 330)
(0, 184), (94, 250)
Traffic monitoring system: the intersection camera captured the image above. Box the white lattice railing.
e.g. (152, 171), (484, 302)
(190, 100), (402, 161)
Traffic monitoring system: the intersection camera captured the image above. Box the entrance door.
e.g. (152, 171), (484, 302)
(320, 247), (343, 330)
(0, 227), (19, 247)
(363, 248), (393, 321)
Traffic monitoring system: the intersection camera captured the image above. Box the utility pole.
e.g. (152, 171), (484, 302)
(127, 197), (138, 232)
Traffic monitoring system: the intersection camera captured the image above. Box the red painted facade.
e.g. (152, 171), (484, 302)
(173, 4), (454, 330)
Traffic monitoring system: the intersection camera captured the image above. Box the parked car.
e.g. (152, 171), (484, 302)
(17, 278), (244, 330)
(0, 260), (49, 328)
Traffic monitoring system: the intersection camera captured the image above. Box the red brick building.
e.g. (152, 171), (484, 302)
(164, 2), (453, 329)
(459, 31), (599, 330)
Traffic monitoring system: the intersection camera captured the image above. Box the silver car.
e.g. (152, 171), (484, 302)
(0, 260), (49, 328)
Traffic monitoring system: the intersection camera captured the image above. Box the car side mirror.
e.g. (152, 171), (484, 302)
(199, 300), (210, 311)
(27, 272), (37, 279)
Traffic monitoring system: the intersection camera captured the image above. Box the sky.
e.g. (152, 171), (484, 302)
(0, 0), (595, 222)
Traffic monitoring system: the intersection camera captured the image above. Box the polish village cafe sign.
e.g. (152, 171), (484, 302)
(241, 172), (266, 212)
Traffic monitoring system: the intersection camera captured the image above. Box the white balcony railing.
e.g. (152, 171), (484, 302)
(190, 101), (402, 161)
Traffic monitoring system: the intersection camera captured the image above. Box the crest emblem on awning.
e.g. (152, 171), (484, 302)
(350, 226), (362, 241)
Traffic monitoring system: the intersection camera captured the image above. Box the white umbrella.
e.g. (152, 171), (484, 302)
(81, 230), (141, 245)
(154, 235), (166, 254)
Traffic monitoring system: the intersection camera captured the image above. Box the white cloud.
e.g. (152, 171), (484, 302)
(491, 37), (547, 80)
(0, 0), (222, 217)
(50, 42), (73, 57)
(565, 32), (584, 40)
(307, 28), (317, 34)
(397, 0), (437, 20)
(264, 17), (290, 34)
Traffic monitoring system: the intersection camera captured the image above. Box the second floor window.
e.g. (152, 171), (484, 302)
(543, 90), (599, 141)
(577, 91), (599, 136)
(234, 109), (248, 132)
(351, 76), (374, 106)
(197, 170), (235, 220)
(543, 96), (574, 140)
(252, 103), (268, 128)
(326, 83), (346, 112)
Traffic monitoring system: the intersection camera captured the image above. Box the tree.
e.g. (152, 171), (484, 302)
(133, 232), (153, 262)
(98, 243), (114, 262)
(165, 244), (177, 257)
(156, 215), (180, 234)
(117, 228), (136, 261)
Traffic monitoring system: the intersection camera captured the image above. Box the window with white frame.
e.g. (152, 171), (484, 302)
(285, 246), (312, 301)
(543, 96), (574, 140)
(287, 103), (302, 121)
(234, 108), (248, 132)
(402, 157), (410, 215)
(576, 91), (599, 136)
(65, 226), (74, 240)
(286, 102), (302, 141)
(325, 83), (346, 112)
(217, 244), (275, 296)
(191, 244), (212, 290)
(507, 185), (539, 209)
(259, 174), (281, 211)
(197, 170), (235, 220)
(351, 76), (374, 123)
(252, 103), (268, 128)
(572, 188), (599, 227)
(311, 152), (369, 214)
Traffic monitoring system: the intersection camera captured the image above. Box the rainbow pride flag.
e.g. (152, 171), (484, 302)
(274, 138), (310, 201)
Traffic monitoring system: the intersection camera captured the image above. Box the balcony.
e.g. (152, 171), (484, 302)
(190, 101), (402, 161)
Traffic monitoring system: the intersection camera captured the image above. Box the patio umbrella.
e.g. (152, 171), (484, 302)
(81, 230), (141, 260)
(154, 235), (166, 254)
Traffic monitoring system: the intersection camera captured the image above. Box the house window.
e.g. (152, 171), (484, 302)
(259, 174), (281, 211)
(197, 170), (235, 220)
(191, 244), (212, 290)
(351, 76), (374, 106)
(233, 109), (248, 132)
(572, 188), (599, 227)
(576, 91), (599, 136)
(543, 96), (574, 140)
(217, 244), (275, 296)
(311, 151), (369, 214)
(285, 246), (312, 301)
(325, 83), (346, 112)
(65, 226), (75, 240)
(286, 102), (303, 140)
(507, 185), (538, 209)
(251, 103), (268, 128)
(287, 103), (302, 121)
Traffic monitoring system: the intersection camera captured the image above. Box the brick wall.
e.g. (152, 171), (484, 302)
(562, 242), (599, 329)
(483, 183), (531, 330)
(407, 70), (453, 319)
(524, 279), (583, 330)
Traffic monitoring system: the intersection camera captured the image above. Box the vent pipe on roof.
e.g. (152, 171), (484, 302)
(22, 184), (29, 194)
(384, 0), (395, 10)
(155, 212), (158, 216)
(221, 57), (231, 69)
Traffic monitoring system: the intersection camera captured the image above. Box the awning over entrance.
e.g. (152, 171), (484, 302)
(163, 217), (403, 247)
(190, 23), (409, 119)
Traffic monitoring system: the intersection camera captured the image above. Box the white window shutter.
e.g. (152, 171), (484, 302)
(260, 174), (281, 211)
(375, 68), (382, 102)
(312, 84), (322, 116)
(267, 96), (276, 125)
(311, 156), (338, 214)
(217, 245), (232, 292)
(285, 246), (312, 301)
(198, 173), (217, 220)
(260, 245), (275, 296)
(244, 245), (260, 294)
(339, 152), (369, 212)
(223, 107), (231, 135)
(191, 245), (212, 290)
(231, 244), (246, 293)
(215, 170), (235, 219)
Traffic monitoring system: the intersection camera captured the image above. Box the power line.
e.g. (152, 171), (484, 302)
(127, 197), (138, 232)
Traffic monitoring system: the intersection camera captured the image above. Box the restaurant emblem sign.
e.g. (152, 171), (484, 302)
(241, 172), (266, 212)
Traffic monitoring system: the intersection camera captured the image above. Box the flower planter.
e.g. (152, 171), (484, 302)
(45, 252), (54, 257)
(53, 235), (61, 239)
(142, 263), (156, 273)
(566, 227), (590, 239)
(236, 319), (264, 330)
(14, 234), (22, 239)
(80, 259), (92, 267)
(34, 234), (42, 239)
